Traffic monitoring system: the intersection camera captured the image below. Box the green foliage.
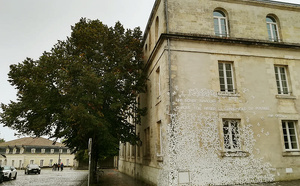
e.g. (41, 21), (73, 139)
(0, 18), (146, 159)
(0, 138), (4, 143)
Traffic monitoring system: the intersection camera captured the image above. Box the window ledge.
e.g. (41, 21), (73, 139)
(282, 151), (300, 157)
(221, 151), (249, 157)
(156, 155), (163, 162)
(218, 91), (240, 97)
(276, 95), (296, 99)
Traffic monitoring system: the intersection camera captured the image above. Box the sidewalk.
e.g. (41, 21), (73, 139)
(81, 169), (300, 186)
(81, 169), (153, 186)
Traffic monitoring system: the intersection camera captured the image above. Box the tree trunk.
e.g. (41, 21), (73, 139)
(90, 146), (99, 184)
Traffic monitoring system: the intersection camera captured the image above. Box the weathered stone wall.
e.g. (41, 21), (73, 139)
(167, 0), (300, 43)
(167, 39), (300, 183)
(120, 0), (300, 185)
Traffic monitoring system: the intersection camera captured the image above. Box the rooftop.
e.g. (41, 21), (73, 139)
(253, 0), (300, 7)
(0, 137), (64, 147)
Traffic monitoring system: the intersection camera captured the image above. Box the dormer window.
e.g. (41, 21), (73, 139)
(213, 10), (229, 37)
(13, 148), (17, 154)
(31, 148), (36, 154)
(6, 148), (9, 154)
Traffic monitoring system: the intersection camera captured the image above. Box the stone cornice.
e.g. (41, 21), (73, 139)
(161, 33), (300, 49)
(144, 32), (300, 70)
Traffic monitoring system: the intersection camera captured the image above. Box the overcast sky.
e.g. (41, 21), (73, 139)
(0, 0), (300, 141)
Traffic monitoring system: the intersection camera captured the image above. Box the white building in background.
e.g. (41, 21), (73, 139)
(119, 0), (300, 185)
(0, 137), (75, 168)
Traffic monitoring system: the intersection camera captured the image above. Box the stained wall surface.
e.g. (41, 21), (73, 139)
(119, 0), (300, 185)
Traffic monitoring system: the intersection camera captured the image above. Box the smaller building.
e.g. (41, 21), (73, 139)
(0, 137), (76, 169)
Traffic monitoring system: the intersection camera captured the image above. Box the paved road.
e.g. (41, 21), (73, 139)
(1, 168), (88, 186)
(3, 167), (299, 186)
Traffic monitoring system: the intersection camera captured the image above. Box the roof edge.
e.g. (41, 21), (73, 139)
(142, 0), (162, 44)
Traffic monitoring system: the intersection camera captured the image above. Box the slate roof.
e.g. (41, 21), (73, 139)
(0, 137), (64, 147)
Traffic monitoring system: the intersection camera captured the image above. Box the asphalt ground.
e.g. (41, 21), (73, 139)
(0, 168), (88, 186)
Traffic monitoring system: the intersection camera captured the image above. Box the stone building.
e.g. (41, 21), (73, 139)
(119, 0), (300, 185)
(0, 137), (75, 169)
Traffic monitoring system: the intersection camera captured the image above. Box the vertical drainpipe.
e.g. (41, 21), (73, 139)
(165, 1), (177, 185)
(164, 0), (172, 114)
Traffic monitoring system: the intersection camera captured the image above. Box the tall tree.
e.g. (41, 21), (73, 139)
(0, 18), (146, 182)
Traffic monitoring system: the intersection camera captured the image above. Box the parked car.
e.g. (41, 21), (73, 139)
(0, 166), (4, 183)
(1, 166), (17, 180)
(25, 164), (41, 174)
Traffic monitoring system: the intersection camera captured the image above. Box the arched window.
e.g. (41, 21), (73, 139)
(149, 32), (152, 50)
(266, 16), (280, 42)
(155, 16), (159, 41)
(213, 10), (229, 37)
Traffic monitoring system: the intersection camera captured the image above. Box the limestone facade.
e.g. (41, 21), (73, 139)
(119, 0), (300, 185)
(0, 137), (76, 169)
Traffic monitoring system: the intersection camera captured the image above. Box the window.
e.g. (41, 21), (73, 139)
(67, 149), (71, 154)
(126, 143), (130, 158)
(266, 16), (280, 42)
(41, 149), (45, 153)
(13, 148), (17, 154)
(12, 160), (14, 166)
(274, 66), (290, 95)
(137, 133), (141, 158)
(223, 119), (241, 151)
(59, 149), (63, 154)
(214, 10), (229, 37)
(49, 159), (53, 166)
(6, 148), (9, 154)
(123, 143), (126, 158)
(218, 62), (235, 93)
(30, 160), (34, 164)
(131, 144), (135, 157)
(19, 160), (22, 168)
(66, 159), (70, 166)
(50, 149), (54, 154)
(149, 32), (152, 50)
(20, 148), (24, 154)
(155, 16), (159, 41)
(144, 127), (150, 157)
(157, 121), (162, 156)
(282, 121), (299, 150)
(31, 148), (36, 154)
(40, 160), (44, 167)
(156, 67), (161, 98)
